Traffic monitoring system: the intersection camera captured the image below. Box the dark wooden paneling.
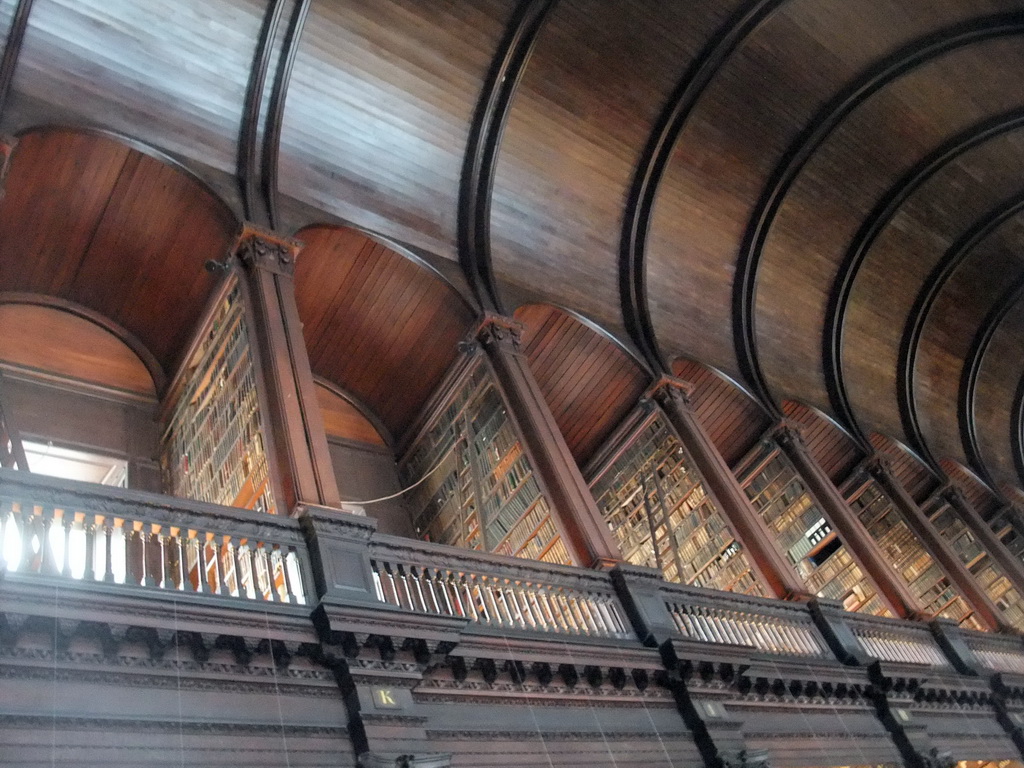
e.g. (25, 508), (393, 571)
(941, 458), (1002, 519)
(974, 298), (1024, 486)
(491, 0), (743, 345)
(13, 0), (263, 173)
(915, 216), (1024, 465)
(315, 382), (385, 447)
(845, 129), (1024, 448)
(0, 129), (238, 376)
(673, 358), (771, 468)
(515, 304), (650, 467)
(869, 432), (939, 505)
(278, 0), (512, 260)
(782, 401), (865, 485)
(294, 226), (476, 439)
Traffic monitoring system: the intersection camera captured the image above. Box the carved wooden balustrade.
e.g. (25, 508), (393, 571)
(367, 534), (632, 640)
(659, 581), (831, 658)
(0, 468), (308, 604)
(841, 610), (952, 668)
(963, 629), (1024, 675)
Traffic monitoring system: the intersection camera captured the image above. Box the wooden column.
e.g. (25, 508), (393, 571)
(649, 376), (807, 600)
(938, 483), (1024, 597)
(773, 422), (922, 618)
(866, 454), (1004, 631)
(476, 314), (620, 567)
(236, 224), (339, 513)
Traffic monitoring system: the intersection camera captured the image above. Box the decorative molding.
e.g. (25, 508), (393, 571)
(825, 108), (1024, 442)
(735, 13), (1024, 421)
(473, 312), (523, 351)
(457, 0), (556, 313)
(620, 0), (787, 372)
(899, 191), (1024, 471)
(234, 222), (303, 276)
(0, 0), (34, 124)
(646, 375), (695, 409)
(262, 0), (312, 230)
(238, 0), (288, 224)
(959, 271), (1024, 489)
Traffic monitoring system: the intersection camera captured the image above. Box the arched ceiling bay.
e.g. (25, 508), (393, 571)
(973, 297), (1024, 488)
(514, 303), (650, 467)
(0, 128), (238, 383)
(489, 0), (742, 337)
(277, 0), (513, 260)
(293, 225), (476, 441)
(5, 0), (1024, 495)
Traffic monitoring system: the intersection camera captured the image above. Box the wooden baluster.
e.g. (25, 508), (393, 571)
(101, 517), (114, 583)
(213, 538), (230, 597)
(280, 548), (299, 603)
(230, 539), (244, 598)
(254, 542), (273, 600)
(236, 542), (252, 599)
(21, 508), (37, 573)
(164, 533), (180, 590)
(60, 511), (73, 578)
(82, 517), (95, 581)
(143, 526), (160, 587)
(0, 499), (11, 571)
(39, 507), (58, 576)
(369, 560), (385, 602)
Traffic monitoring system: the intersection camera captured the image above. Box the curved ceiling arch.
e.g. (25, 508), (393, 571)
(869, 431), (941, 504)
(0, 126), (239, 386)
(960, 272), (1024, 487)
(899, 190), (1024, 469)
(459, 0), (555, 314)
(971, 297), (1024, 489)
(513, 302), (651, 467)
(734, 11), (1024, 421)
(619, 0), (786, 371)
(826, 107), (1024, 439)
(292, 224), (477, 441)
(781, 399), (865, 484)
(313, 375), (394, 451)
(0, 292), (163, 393)
(1014, 372), (1024, 485)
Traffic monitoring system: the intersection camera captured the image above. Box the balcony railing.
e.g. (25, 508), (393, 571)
(368, 534), (632, 640)
(0, 469), (307, 605)
(661, 583), (831, 658)
(962, 629), (1024, 675)
(842, 611), (950, 668)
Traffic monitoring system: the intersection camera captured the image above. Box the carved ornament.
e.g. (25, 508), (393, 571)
(646, 375), (695, 410)
(474, 312), (523, 351)
(235, 223), (302, 276)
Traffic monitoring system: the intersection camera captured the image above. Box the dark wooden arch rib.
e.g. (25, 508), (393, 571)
(237, 0), (287, 223)
(458, 0), (556, 313)
(1013, 371), (1024, 486)
(899, 191), (1024, 470)
(959, 272), (1024, 487)
(0, 0), (34, 122)
(619, 0), (785, 372)
(825, 108), (1024, 441)
(262, 0), (312, 231)
(734, 12), (1024, 423)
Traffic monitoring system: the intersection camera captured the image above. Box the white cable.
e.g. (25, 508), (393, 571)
(342, 437), (463, 505)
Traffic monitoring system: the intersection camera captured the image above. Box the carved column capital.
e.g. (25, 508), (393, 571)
(863, 452), (895, 482)
(646, 375), (695, 411)
(770, 420), (806, 452)
(473, 312), (523, 351)
(234, 223), (302, 276)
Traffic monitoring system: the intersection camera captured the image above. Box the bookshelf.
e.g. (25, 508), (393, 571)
(929, 503), (1024, 630)
(401, 356), (572, 565)
(589, 411), (765, 595)
(848, 481), (980, 628)
(160, 281), (276, 515)
(738, 443), (889, 615)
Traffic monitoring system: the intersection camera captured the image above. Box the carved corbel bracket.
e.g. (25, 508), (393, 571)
(473, 312), (523, 351)
(234, 222), (303, 276)
(646, 375), (695, 410)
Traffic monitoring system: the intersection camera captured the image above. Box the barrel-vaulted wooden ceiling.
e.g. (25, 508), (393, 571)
(2, 0), (1024, 499)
